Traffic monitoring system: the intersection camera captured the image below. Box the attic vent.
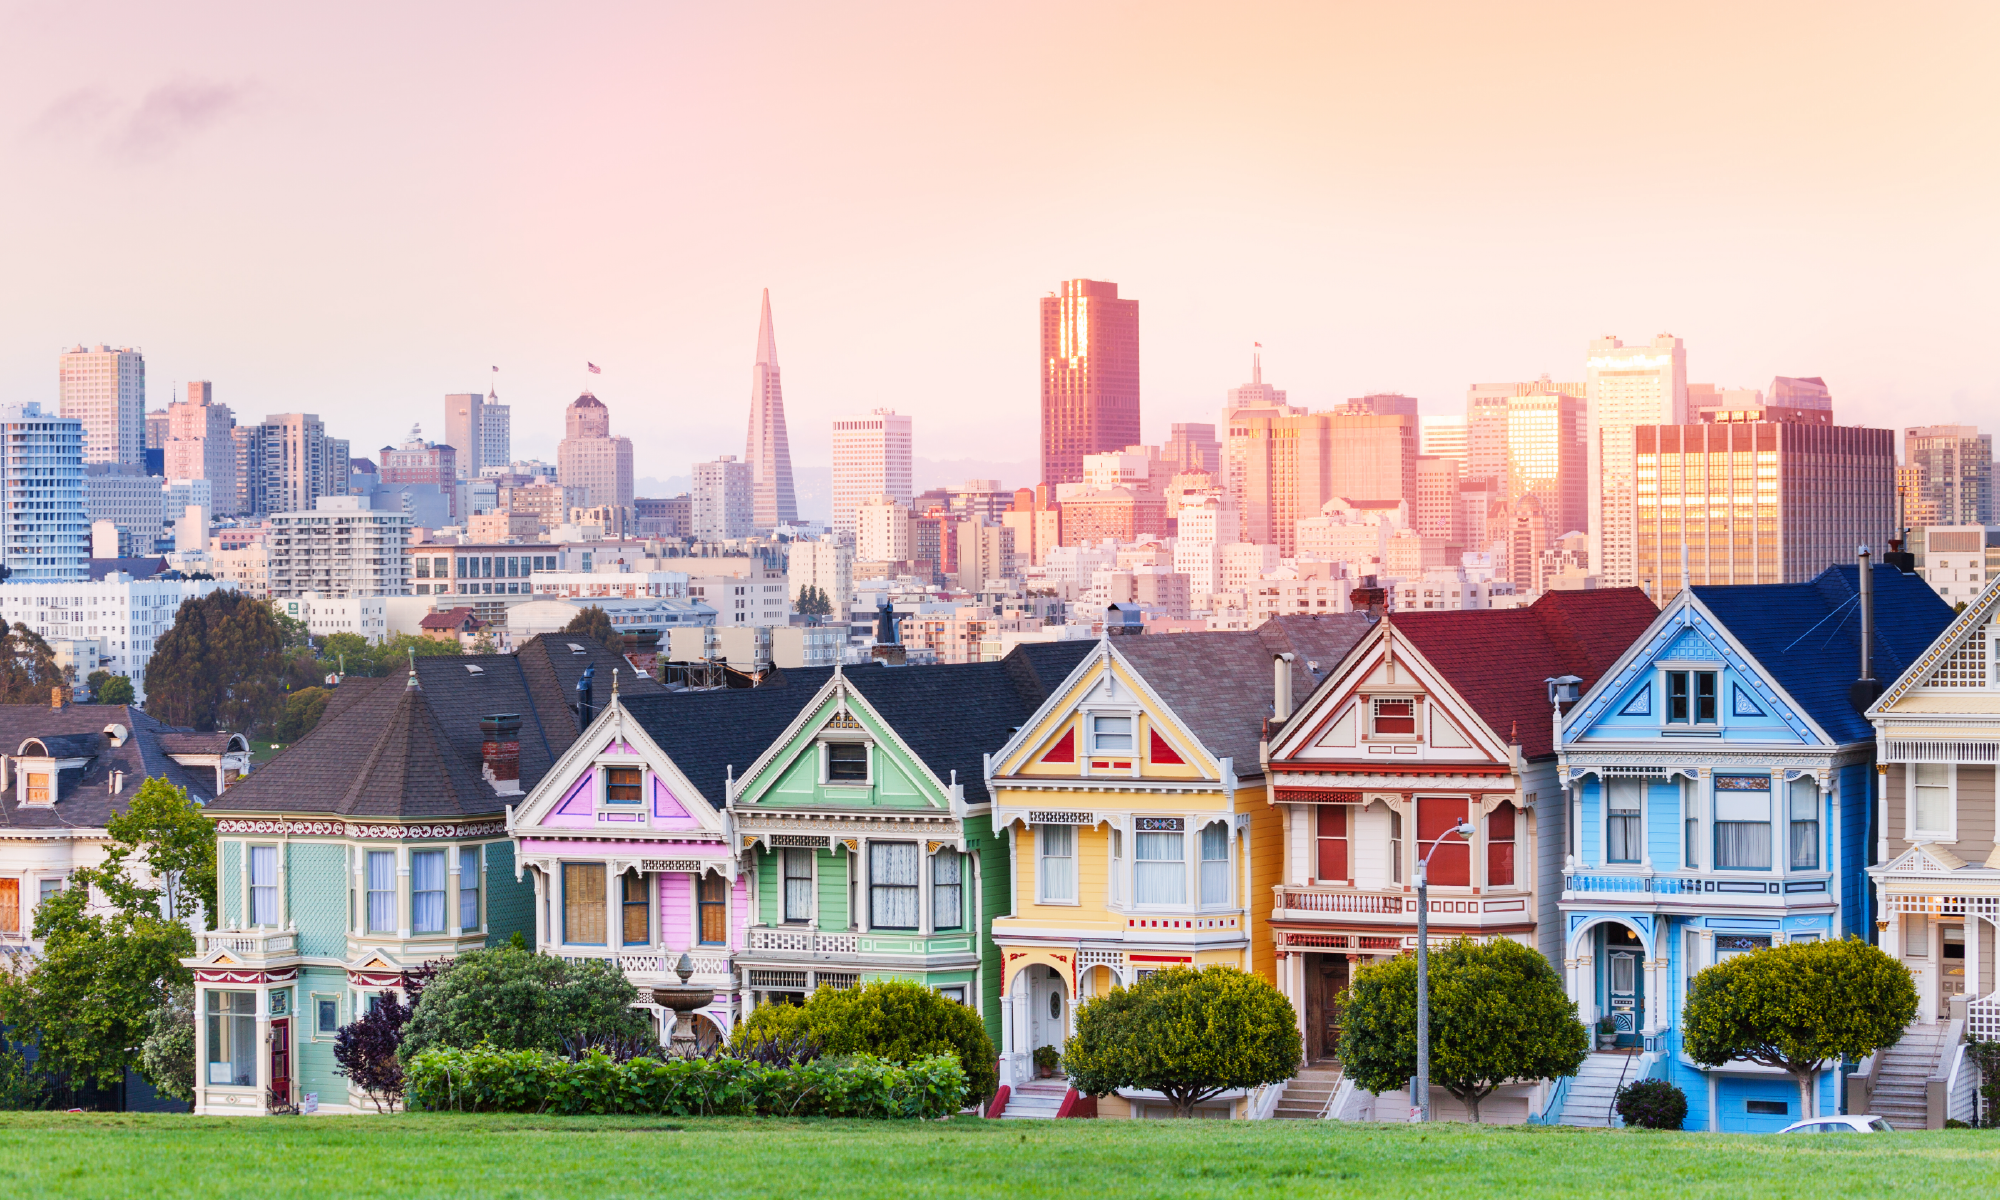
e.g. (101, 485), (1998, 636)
(567, 643), (588, 655)
(464, 664), (485, 676)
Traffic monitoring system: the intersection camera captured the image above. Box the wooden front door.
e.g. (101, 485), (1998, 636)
(1315, 957), (1349, 1061)
(268, 1018), (291, 1107)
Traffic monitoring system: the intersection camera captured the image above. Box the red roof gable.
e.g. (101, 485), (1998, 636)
(1386, 588), (1658, 761)
(419, 607), (483, 631)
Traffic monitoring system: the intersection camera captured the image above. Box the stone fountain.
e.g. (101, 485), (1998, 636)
(651, 953), (717, 1058)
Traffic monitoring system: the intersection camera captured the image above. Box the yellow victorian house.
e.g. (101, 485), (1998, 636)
(986, 617), (1368, 1116)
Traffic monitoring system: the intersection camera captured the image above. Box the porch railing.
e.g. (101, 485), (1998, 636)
(748, 927), (860, 955)
(197, 929), (296, 957)
(1276, 888), (1405, 915)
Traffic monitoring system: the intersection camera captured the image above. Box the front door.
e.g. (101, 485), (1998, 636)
(1942, 924), (1966, 1018)
(1316, 957), (1349, 1061)
(268, 1017), (291, 1107)
(1603, 925), (1644, 1048)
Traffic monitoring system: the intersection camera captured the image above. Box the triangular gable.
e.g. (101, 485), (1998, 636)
(1881, 842), (1969, 873)
(1876, 584), (2000, 709)
(1563, 594), (1830, 747)
(507, 698), (722, 838)
(989, 641), (1224, 782)
(730, 673), (956, 812)
(1268, 622), (1510, 767)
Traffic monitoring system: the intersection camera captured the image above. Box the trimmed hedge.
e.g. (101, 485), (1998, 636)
(404, 1045), (968, 1118)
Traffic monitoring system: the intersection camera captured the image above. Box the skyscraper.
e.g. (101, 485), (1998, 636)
(59, 345), (146, 468)
(1504, 383), (1587, 538)
(444, 393), (484, 480)
(232, 414), (345, 517)
(1161, 423), (1221, 476)
(1227, 409), (1417, 553)
(166, 382), (239, 515)
(693, 456), (753, 542)
(1586, 334), (1688, 587)
(0, 403), (87, 581)
(744, 289), (798, 529)
(557, 393), (634, 509)
(480, 395), (510, 472)
(1904, 424), (1992, 526)
(1040, 278), (1140, 487)
(831, 409), (912, 537)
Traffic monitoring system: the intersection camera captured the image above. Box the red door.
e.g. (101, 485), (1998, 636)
(269, 1018), (291, 1107)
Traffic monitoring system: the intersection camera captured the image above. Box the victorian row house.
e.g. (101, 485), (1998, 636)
(1264, 588), (1658, 1122)
(1558, 563), (1951, 1132)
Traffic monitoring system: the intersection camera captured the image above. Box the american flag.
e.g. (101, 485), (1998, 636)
(587, 362), (601, 374)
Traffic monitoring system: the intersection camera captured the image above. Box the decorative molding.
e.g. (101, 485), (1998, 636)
(640, 859), (704, 872)
(1027, 810), (1093, 825)
(1135, 816), (1184, 832)
(825, 710), (864, 730)
(769, 834), (830, 849)
(213, 818), (505, 840)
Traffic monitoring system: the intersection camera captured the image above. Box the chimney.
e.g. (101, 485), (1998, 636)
(1273, 653), (1296, 722)
(481, 713), (522, 795)
(49, 687), (63, 710)
(1849, 545), (1884, 713)
(1348, 576), (1387, 622)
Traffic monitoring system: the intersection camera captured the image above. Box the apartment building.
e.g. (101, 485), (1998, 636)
(0, 403), (88, 582)
(275, 594), (391, 644)
(0, 574), (223, 697)
(58, 345), (146, 468)
(264, 497), (411, 598)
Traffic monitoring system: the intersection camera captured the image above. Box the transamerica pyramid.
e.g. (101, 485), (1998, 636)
(744, 288), (798, 530)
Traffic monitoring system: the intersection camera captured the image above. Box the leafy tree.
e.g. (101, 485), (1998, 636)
(274, 686), (333, 744)
(94, 675), (135, 706)
(107, 776), (217, 930)
(316, 631), (373, 676)
(138, 983), (196, 1103)
(563, 606), (623, 656)
(1683, 937), (1916, 1118)
(1063, 965), (1299, 1118)
(468, 631), (497, 654)
(397, 946), (650, 1062)
(334, 966), (436, 1113)
(270, 603), (313, 649)
(1339, 938), (1587, 1123)
(795, 585), (833, 623)
(145, 591), (289, 734)
(731, 978), (998, 1100)
(378, 632), (463, 669)
(0, 623), (62, 705)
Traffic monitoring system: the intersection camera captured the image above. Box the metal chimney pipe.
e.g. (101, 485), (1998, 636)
(1857, 544), (1873, 684)
(1273, 653), (1296, 722)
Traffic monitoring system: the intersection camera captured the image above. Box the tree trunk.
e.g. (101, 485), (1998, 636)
(1796, 1067), (1815, 1120)
(1466, 1091), (1481, 1124)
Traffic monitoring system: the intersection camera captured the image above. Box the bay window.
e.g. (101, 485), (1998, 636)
(1417, 798), (1469, 886)
(205, 991), (257, 1087)
(411, 850), (446, 933)
(1134, 820), (1186, 905)
(1714, 777), (1772, 870)
(249, 845), (278, 926)
(365, 850), (395, 933)
(563, 862), (607, 944)
(1487, 801), (1516, 886)
(1788, 778), (1820, 869)
(458, 846), (480, 931)
(931, 851), (962, 930)
(1199, 822), (1231, 906)
(1038, 825), (1076, 903)
(781, 849), (814, 922)
(1315, 805), (1349, 882)
(1389, 809), (1403, 884)
(870, 842), (919, 930)
(1606, 780), (1642, 864)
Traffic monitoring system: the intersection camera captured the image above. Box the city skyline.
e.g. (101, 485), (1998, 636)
(1, 4), (1995, 486)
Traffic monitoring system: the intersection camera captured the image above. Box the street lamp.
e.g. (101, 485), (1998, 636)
(1414, 818), (1477, 1123)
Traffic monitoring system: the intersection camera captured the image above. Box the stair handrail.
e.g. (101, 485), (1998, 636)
(1324, 1075), (1356, 1120)
(1608, 1052), (1635, 1126)
(1534, 1071), (1573, 1125)
(1315, 1066), (1347, 1119)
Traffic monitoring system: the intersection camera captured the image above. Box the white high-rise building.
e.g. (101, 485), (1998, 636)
(264, 496), (411, 598)
(1173, 491), (1239, 595)
(692, 456), (753, 542)
(480, 401), (510, 472)
(854, 496), (910, 565)
(830, 409), (913, 537)
(1419, 415), (1468, 460)
(1586, 334), (1687, 587)
(0, 404), (87, 581)
(58, 345), (146, 468)
(0, 574), (222, 697)
(788, 538), (854, 621)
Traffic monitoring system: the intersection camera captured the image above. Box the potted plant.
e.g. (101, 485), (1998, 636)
(1596, 1015), (1618, 1050)
(1033, 1045), (1061, 1079)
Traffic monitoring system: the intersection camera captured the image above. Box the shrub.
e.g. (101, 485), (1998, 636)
(1064, 966), (1300, 1118)
(730, 980), (996, 1101)
(1033, 1044), (1061, 1073)
(399, 947), (652, 1062)
(1614, 1078), (1688, 1130)
(1968, 1040), (2000, 1124)
(335, 991), (418, 1112)
(404, 1044), (967, 1118)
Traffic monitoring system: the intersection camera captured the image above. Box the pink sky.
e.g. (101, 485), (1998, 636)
(1, 2), (1995, 494)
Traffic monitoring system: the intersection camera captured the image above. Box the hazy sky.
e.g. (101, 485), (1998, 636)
(2, 2), (1995, 493)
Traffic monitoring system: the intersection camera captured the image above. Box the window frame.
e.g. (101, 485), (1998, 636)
(365, 850), (396, 934)
(248, 843), (279, 927)
(1605, 780), (1643, 865)
(1906, 762), (1956, 842)
(313, 993), (341, 1039)
(1371, 696), (1418, 737)
(604, 765), (643, 805)
(697, 871), (729, 945)
(1663, 669), (1720, 726)
(1198, 821), (1232, 908)
(780, 848), (815, 923)
(458, 845), (481, 933)
(204, 989), (258, 1088)
(1788, 777), (1821, 870)
(1089, 713), (1135, 755)
(823, 741), (870, 785)
(869, 841), (920, 931)
(561, 861), (608, 946)
(931, 850), (963, 931)
(1487, 800), (1516, 887)
(410, 848), (447, 934)
(1037, 824), (1078, 905)
(1314, 804), (1349, 884)
(1133, 820), (1187, 907)
(620, 870), (650, 946)
(1713, 778), (1774, 871)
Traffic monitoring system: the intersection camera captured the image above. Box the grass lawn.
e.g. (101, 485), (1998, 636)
(0, 1114), (1991, 1199)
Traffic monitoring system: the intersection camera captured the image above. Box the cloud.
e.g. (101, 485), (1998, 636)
(112, 80), (254, 158)
(28, 88), (120, 138)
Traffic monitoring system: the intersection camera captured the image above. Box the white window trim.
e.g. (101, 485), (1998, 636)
(309, 991), (343, 1042)
(1367, 694), (1423, 742)
(1036, 824), (1079, 906)
(820, 739), (872, 787)
(1086, 711), (1138, 757)
(1197, 819), (1234, 910)
(599, 762), (646, 806)
(780, 846), (818, 924)
(1905, 762), (1957, 843)
(1131, 817), (1190, 911)
(1659, 665), (1721, 728)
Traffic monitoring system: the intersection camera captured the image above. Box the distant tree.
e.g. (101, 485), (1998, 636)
(145, 592), (288, 734)
(795, 585), (833, 623)
(1683, 937), (1916, 1119)
(1340, 938), (1587, 1123)
(1064, 966), (1299, 1118)
(563, 606), (623, 656)
(274, 686), (333, 744)
(84, 670), (134, 705)
(269, 602), (313, 649)
(0, 623), (63, 705)
(468, 632), (497, 655)
(316, 631), (373, 676)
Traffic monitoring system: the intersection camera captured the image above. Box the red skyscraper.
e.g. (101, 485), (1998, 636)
(1040, 278), (1139, 488)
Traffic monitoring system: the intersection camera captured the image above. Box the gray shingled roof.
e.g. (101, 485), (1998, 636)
(0, 704), (225, 831)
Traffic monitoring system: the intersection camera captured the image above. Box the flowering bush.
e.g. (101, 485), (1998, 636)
(404, 1044), (968, 1119)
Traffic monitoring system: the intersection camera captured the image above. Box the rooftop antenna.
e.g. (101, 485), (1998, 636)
(1252, 342), (1262, 386)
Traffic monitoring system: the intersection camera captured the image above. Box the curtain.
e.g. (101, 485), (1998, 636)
(1914, 764), (1950, 833)
(1135, 831), (1185, 905)
(870, 842), (919, 929)
(459, 847), (480, 931)
(1039, 825), (1075, 902)
(1715, 822), (1771, 870)
(699, 873), (728, 944)
(366, 850), (396, 933)
(563, 862), (607, 944)
(931, 852), (962, 930)
(1607, 815), (1641, 863)
(411, 850), (445, 933)
(783, 849), (814, 921)
(1199, 824), (1230, 906)
(249, 845), (277, 927)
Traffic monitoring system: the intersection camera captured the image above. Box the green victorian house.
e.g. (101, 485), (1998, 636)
(184, 636), (654, 1115)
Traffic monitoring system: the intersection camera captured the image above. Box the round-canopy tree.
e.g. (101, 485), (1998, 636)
(732, 978), (998, 1100)
(1063, 965), (1300, 1118)
(397, 945), (652, 1062)
(563, 606), (623, 656)
(1682, 936), (1916, 1119)
(1340, 936), (1587, 1123)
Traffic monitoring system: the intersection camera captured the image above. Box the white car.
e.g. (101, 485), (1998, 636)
(1776, 1115), (1895, 1134)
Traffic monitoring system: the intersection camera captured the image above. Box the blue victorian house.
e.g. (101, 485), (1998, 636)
(1554, 562), (1951, 1132)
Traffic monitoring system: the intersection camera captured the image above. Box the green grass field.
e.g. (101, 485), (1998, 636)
(0, 1114), (1991, 1199)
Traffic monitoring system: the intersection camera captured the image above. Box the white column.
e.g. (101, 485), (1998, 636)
(1967, 915), (1983, 1003)
(1638, 780), (1653, 871)
(191, 986), (207, 1112)
(1707, 1071), (1720, 1132)
(448, 853), (463, 938)
(395, 845), (411, 939)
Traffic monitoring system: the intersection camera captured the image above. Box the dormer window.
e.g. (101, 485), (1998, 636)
(604, 766), (642, 804)
(1372, 698), (1416, 736)
(1665, 671), (1717, 724)
(23, 773), (48, 806)
(826, 743), (868, 783)
(1090, 715), (1133, 753)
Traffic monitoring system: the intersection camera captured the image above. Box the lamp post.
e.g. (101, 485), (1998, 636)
(1414, 818), (1477, 1123)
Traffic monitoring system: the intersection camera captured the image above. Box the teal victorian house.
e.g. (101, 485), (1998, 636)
(1553, 564), (1950, 1132)
(184, 637), (646, 1115)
